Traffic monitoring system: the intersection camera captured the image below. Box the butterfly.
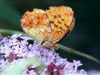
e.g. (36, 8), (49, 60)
(21, 6), (75, 51)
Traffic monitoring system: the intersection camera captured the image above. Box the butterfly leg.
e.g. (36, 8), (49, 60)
(51, 43), (58, 51)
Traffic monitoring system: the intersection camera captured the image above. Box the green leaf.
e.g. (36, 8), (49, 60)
(0, 2), (21, 29)
(0, 28), (100, 64)
(0, 28), (29, 37)
(3, 57), (42, 75)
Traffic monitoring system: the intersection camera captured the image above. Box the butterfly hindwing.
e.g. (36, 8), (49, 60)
(21, 9), (52, 41)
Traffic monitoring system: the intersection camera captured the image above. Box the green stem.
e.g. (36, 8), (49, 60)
(57, 44), (100, 64)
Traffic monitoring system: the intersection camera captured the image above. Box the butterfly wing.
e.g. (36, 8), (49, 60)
(21, 9), (52, 41)
(21, 6), (75, 43)
(46, 6), (75, 43)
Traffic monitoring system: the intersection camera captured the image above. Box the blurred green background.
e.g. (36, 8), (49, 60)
(0, 0), (100, 71)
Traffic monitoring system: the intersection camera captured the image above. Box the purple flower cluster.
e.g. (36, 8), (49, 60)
(0, 34), (87, 75)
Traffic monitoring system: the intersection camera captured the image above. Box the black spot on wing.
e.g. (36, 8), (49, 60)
(64, 23), (68, 27)
(58, 14), (61, 18)
(54, 15), (57, 19)
(58, 21), (61, 24)
(57, 30), (70, 43)
(29, 22), (32, 24)
(49, 21), (54, 24)
(59, 27), (65, 31)
(56, 31), (63, 35)
(62, 19), (65, 21)
(54, 24), (58, 28)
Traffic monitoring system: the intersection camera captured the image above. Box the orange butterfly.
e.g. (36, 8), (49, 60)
(21, 6), (75, 51)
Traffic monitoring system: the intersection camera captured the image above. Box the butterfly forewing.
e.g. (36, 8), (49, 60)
(46, 6), (74, 43)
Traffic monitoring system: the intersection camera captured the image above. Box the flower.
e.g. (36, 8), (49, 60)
(87, 70), (100, 75)
(0, 34), (87, 75)
(0, 59), (9, 71)
(0, 34), (2, 41)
